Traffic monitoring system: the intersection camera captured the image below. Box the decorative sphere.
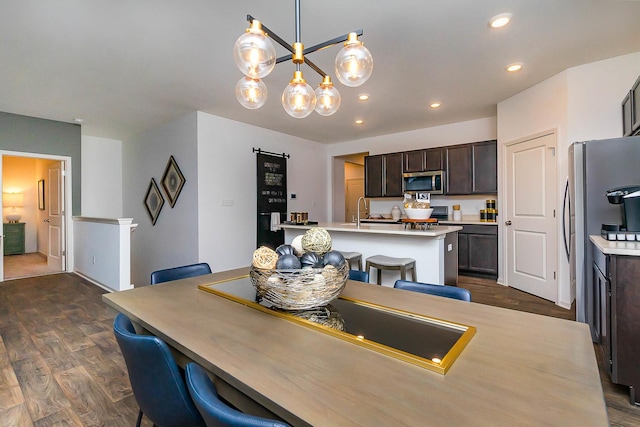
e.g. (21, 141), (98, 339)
(235, 77), (267, 109)
(301, 227), (332, 255)
(276, 254), (302, 270)
(252, 246), (278, 269)
(300, 252), (323, 268)
(233, 27), (276, 79)
(275, 244), (296, 257)
(291, 235), (304, 256)
(322, 250), (346, 268)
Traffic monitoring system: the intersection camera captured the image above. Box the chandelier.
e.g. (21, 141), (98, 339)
(233, 0), (373, 118)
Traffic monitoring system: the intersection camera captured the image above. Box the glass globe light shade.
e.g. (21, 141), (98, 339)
(314, 76), (341, 116)
(233, 20), (276, 79)
(334, 33), (373, 87)
(282, 71), (317, 118)
(235, 77), (268, 109)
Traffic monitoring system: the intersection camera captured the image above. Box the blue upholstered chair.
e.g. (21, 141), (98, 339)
(113, 313), (205, 427)
(151, 262), (212, 284)
(348, 269), (370, 283)
(185, 362), (291, 427)
(393, 280), (472, 302)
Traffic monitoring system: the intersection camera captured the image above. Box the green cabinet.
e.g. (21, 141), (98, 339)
(4, 222), (25, 255)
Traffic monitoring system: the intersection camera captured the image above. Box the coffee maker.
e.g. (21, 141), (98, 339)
(601, 185), (640, 240)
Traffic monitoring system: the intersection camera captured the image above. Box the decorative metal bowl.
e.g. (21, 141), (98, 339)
(249, 263), (349, 310)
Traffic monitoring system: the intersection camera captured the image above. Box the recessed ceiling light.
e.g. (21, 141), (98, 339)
(506, 63), (523, 72)
(489, 13), (512, 28)
(358, 94), (369, 101)
(430, 102), (441, 109)
(355, 119), (364, 125)
(73, 118), (84, 123)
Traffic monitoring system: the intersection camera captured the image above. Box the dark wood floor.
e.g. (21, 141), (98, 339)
(0, 273), (639, 426)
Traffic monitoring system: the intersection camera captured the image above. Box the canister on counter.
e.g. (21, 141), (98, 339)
(486, 208), (497, 222)
(480, 209), (487, 222)
(486, 199), (496, 209)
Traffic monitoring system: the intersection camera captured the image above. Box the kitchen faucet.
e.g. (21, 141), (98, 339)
(357, 196), (367, 228)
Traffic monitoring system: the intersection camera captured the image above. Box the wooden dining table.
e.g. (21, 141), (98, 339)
(102, 267), (608, 426)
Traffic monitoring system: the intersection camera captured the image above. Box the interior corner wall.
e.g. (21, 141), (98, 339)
(496, 50), (640, 309)
(566, 51), (640, 143)
(123, 112), (199, 287)
(196, 112), (328, 273)
(0, 112), (81, 215)
(81, 135), (123, 218)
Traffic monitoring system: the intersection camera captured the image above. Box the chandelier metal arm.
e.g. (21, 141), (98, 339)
(247, 14), (363, 80)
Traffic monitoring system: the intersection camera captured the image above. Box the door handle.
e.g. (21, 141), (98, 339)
(44, 219), (50, 223)
(505, 220), (512, 226)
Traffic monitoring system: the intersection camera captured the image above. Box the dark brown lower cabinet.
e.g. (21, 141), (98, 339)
(457, 224), (498, 279)
(592, 245), (640, 405)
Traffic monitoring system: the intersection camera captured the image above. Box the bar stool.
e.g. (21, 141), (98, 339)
(338, 251), (362, 270)
(365, 255), (417, 285)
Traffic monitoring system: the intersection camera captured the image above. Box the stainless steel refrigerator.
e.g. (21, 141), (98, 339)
(566, 135), (640, 339)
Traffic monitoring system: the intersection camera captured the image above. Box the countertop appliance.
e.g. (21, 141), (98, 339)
(601, 186), (640, 240)
(566, 135), (640, 337)
(402, 170), (444, 195)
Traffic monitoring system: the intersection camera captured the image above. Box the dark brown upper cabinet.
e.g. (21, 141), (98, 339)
(365, 153), (404, 198)
(446, 140), (497, 195)
(472, 140), (498, 194)
(623, 91), (633, 137)
(404, 148), (443, 173)
(445, 145), (472, 195)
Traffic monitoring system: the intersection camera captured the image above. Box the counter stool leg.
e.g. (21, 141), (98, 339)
(411, 262), (417, 281)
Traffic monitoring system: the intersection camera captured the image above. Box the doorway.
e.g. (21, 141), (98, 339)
(332, 152), (368, 222)
(503, 132), (558, 302)
(1, 152), (71, 281)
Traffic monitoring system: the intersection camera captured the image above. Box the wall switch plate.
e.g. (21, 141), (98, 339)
(447, 244), (452, 251)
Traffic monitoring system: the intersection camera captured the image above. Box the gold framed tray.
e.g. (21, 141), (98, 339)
(198, 276), (476, 375)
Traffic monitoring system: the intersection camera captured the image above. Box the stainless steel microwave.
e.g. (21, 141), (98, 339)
(402, 170), (445, 195)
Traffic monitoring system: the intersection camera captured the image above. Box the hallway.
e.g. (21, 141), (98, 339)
(3, 253), (52, 281)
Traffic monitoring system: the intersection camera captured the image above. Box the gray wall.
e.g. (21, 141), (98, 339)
(0, 112), (81, 215)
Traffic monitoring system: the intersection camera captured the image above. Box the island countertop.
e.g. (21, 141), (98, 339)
(281, 222), (460, 286)
(280, 222), (462, 238)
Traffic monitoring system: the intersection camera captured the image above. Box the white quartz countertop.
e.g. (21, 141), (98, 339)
(280, 222), (462, 238)
(590, 235), (640, 256)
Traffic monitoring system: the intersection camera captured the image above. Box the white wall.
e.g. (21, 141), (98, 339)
(81, 135), (123, 218)
(196, 112), (328, 272)
(497, 51), (640, 308)
(123, 112), (199, 287)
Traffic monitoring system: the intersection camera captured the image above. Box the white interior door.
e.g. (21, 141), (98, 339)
(505, 132), (558, 302)
(345, 179), (366, 222)
(47, 161), (65, 272)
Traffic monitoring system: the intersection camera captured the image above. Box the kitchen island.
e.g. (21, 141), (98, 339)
(280, 222), (461, 286)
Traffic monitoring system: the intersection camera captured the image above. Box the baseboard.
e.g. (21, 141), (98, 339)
(74, 270), (134, 293)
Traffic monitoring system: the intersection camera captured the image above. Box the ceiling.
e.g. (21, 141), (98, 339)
(1, 0), (639, 144)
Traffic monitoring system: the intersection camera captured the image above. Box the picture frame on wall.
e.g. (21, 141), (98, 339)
(161, 155), (186, 207)
(144, 178), (164, 225)
(38, 179), (45, 210)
